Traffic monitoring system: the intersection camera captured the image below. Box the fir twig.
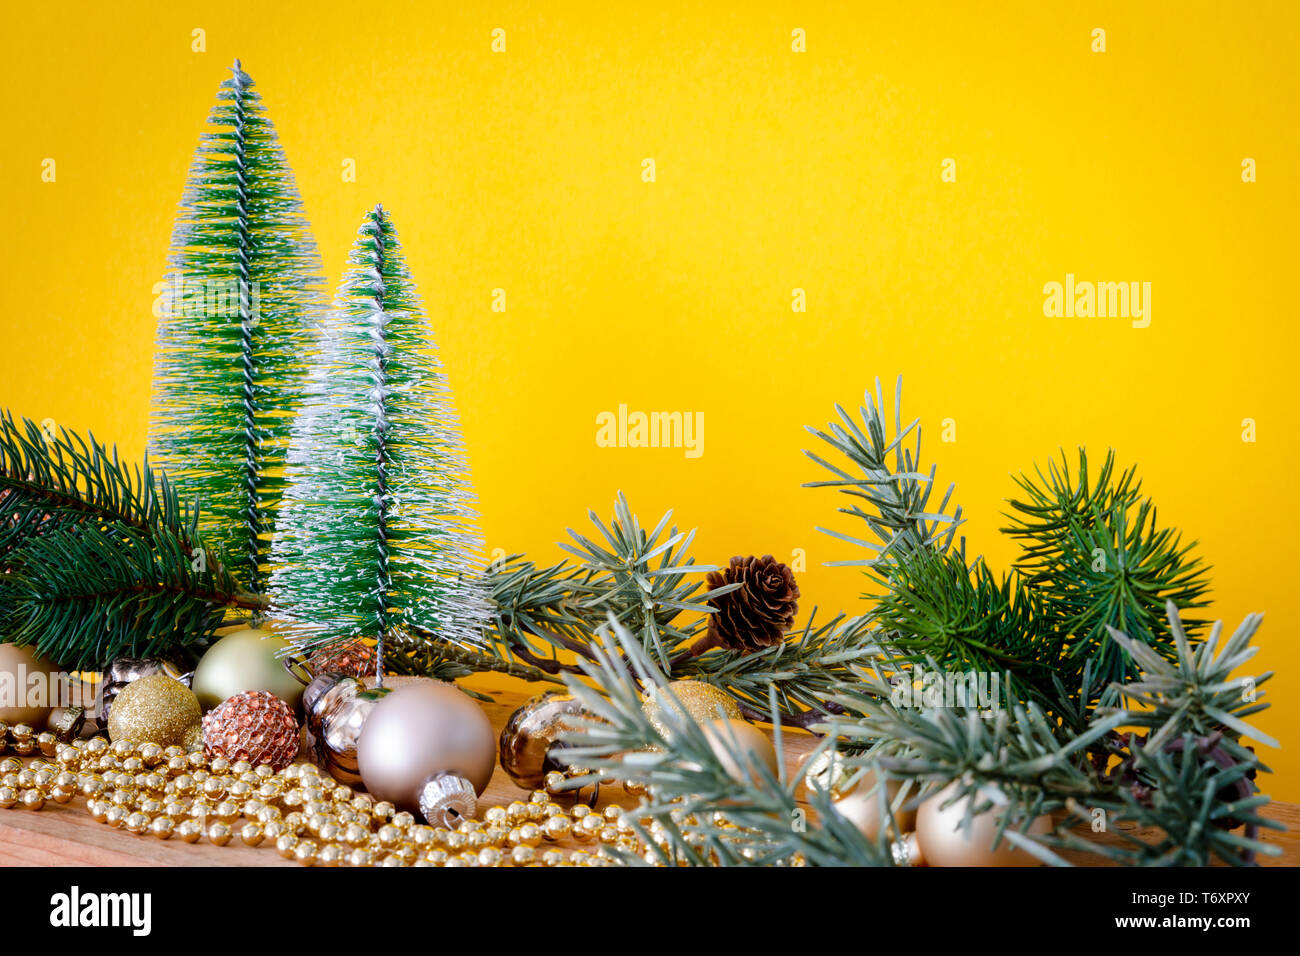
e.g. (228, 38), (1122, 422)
(559, 618), (892, 866)
(803, 375), (963, 578)
(0, 411), (260, 670)
(2, 517), (258, 670)
(1003, 449), (1212, 698)
(1, 412), (191, 553)
(1105, 601), (1276, 750)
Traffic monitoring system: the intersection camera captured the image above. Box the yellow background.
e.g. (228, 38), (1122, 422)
(3, 2), (1297, 796)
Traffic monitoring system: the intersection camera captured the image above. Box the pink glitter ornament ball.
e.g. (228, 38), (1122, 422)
(202, 690), (300, 771)
(308, 640), (378, 680)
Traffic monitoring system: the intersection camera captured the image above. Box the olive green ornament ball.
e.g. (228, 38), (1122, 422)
(106, 673), (202, 748)
(191, 629), (304, 711)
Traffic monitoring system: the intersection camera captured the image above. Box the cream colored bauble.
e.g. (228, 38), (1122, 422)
(0, 643), (59, 727)
(701, 719), (779, 784)
(830, 768), (917, 841)
(191, 629), (304, 711)
(915, 783), (1051, 867)
(356, 681), (496, 827)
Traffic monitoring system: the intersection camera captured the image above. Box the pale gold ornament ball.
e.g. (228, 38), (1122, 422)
(701, 718), (779, 784)
(915, 783), (1050, 867)
(106, 674), (202, 749)
(191, 628), (304, 711)
(0, 643), (58, 727)
(356, 681), (496, 814)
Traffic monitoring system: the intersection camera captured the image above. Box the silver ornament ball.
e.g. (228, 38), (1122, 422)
(356, 680), (495, 826)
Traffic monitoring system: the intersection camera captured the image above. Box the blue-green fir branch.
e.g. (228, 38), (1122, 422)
(558, 619), (891, 866)
(803, 375), (964, 577)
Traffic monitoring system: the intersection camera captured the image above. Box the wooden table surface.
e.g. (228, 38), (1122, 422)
(2, 682), (1296, 867)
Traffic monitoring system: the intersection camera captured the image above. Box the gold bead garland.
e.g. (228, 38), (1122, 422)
(0, 730), (648, 867)
(1, 723), (797, 867)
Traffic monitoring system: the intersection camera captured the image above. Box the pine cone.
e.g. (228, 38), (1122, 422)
(704, 555), (800, 653)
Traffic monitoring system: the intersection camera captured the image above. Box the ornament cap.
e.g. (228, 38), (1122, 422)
(302, 672), (359, 717)
(891, 833), (922, 867)
(418, 771), (477, 827)
(47, 705), (87, 743)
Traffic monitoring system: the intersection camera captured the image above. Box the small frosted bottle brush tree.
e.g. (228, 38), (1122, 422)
(270, 206), (490, 680)
(149, 59), (325, 597)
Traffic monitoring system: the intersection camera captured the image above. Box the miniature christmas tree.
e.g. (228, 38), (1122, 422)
(149, 59), (324, 595)
(270, 205), (489, 677)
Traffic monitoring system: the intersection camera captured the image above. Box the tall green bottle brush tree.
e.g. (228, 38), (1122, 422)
(150, 59), (325, 598)
(270, 206), (490, 678)
(1, 60), (323, 670)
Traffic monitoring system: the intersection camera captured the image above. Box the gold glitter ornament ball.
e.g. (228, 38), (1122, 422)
(106, 673), (202, 749)
(641, 681), (743, 739)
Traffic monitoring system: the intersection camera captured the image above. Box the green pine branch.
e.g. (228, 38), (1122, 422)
(384, 631), (566, 697)
(0, 411), (261, 670)
(557, 492), (738, 669)
(0, 412), (191, 554)
(484, 554), (598, 673)
(866, 547), (1069, 713)
(1004, 449), (1212, 700)
(560, 604), (1279, 867)
(671, 610), (881, 723)
(834, 654), (1124, 801)
(2, 523), (254, 671)
(477, 498), (873, 726)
